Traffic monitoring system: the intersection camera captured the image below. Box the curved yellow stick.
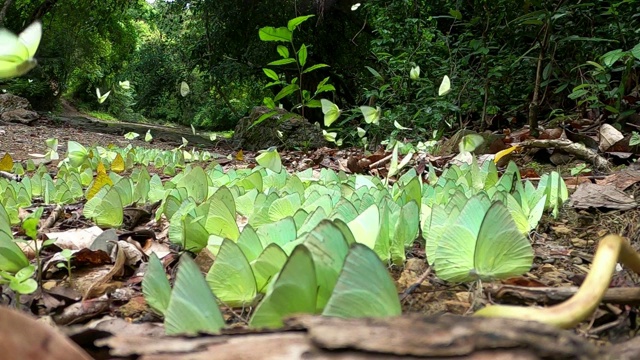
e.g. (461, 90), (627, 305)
(475, 235), (640, 328)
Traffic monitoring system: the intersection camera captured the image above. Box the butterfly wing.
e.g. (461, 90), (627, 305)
(18, 21), (42, 58)
(473, 201), (533, 280)
(433, 196), (488, 282)
(0, 29), (30, 78)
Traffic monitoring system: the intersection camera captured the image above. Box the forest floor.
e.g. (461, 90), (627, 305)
(2, 105), (640, 359)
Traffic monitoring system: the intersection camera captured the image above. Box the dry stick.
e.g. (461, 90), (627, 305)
(400, 267), (432, 301)
(475, 235), (640, 328)
(520, 139), (611, 172)
(368, 154), (392, 169)
(486, 285), (640, 306)
(0, 170), (20, 181)
(41, 204), (63, 231)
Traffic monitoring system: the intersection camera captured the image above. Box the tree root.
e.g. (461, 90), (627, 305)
(475, 235), (640, 328)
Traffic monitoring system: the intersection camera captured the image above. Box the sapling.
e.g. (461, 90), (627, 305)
(0, 265), (38, 307)
(569, 163), (591, 185)
(19, 207), (48, 284)
(57, 249), (74, 288)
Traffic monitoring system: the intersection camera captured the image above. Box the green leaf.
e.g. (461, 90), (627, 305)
(365, 66), (383, 81)
(306, 99), (322, 108)
(164, 255), (225, 335)
(142, 253), (171, 316)
(13, 264), (35, 282)
(259, 26), (292, 42)
(263, 68), (279, 81)
(21, 217), (38, 240)
(449, 9), (462, 20)
(601, 49), (624, 67)
(298, 44), (308, 67)
(631, 43), (640, 61)
(287, 15), (314, 31)
(323, 244), (401, 318)
(267, 58), (297, 66)
(276, 45), (289, 58)
(302, 63), (330, 74)
(10, 277), (37, 295)
(248, 111), (278, 130)
(274, 83), (299, 101)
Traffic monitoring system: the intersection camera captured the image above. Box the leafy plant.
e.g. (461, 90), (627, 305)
(56, 249), (74, 288)
(0, 265), (38, 306)
(569, 42), (640, 116)
(253, 15), (335, 127)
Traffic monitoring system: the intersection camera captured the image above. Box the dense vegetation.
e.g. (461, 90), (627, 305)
(2, 0), (639, 143)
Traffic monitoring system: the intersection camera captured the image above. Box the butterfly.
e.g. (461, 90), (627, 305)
(0, 22), (42, 79)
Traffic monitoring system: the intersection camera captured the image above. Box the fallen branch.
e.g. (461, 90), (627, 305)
(0, 170), (20, 181)
(521, 139), (611, 171)
(475, 235), (640, 328)
(485, 284), (640, 306)
(41, 204), (63, 231)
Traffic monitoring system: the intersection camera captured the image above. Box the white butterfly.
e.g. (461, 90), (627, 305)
(96, 88), (111, 104)
(0, 22), (42, 79)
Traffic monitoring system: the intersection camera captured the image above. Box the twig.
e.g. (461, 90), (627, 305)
(400, 266), (432, 301)
(368, 154), (392, 169)
(521, 139), (611, 171)
(41, 204), (63, 231)
(0, 170), (20, 181)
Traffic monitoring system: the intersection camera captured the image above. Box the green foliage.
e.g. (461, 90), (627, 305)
(256, 15), (334, 126)
(56, 249), (74, 287)
(569, 42), (640, 115)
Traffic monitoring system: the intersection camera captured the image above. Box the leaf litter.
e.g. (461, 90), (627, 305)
(3, 111), (640, 357)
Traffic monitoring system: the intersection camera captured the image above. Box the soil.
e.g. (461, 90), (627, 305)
(0, 101), (224, 163)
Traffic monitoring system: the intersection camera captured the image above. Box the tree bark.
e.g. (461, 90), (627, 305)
(0, 0), (15, 27)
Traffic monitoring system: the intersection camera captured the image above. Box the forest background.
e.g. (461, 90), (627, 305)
(1, 0), (639, 146)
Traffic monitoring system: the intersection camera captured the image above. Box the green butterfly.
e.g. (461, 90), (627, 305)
(321, 99), (341, 126)
(255, 147), (282, 173)
(432, 197), (534, 282)
(0, 21), (41, 79)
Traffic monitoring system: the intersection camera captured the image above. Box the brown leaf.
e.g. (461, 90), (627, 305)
(83, 244), (126, 300)
(0, 306), (92, 359)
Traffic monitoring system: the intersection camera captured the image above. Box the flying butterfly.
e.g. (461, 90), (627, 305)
(0, 21), (42, 79)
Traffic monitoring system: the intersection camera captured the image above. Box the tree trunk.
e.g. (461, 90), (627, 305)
(0, 0), (15, 27)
